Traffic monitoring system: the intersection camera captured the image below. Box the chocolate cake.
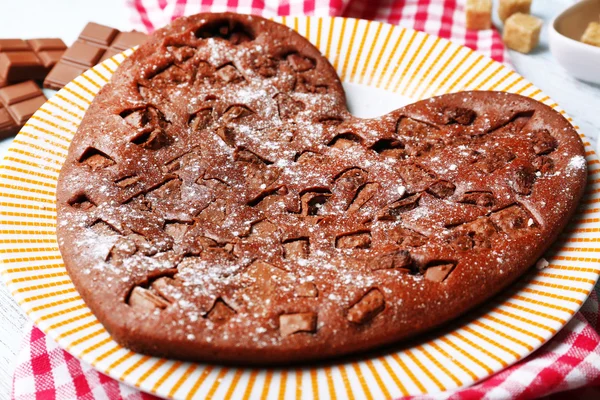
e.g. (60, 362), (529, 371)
(56, 12), (587, 364)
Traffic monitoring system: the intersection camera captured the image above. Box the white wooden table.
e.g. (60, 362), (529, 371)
(0, 0), (598, 398)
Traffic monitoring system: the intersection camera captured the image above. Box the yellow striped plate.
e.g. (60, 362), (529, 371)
(1, 17), (599, 399)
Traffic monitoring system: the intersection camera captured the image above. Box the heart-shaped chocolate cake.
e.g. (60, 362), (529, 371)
(56, 13), (587, 363)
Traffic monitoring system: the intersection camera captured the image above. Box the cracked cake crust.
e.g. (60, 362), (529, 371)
(56, 12), (587, 364)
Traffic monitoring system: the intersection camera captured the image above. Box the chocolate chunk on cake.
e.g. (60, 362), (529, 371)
(56, 12), (587, 364)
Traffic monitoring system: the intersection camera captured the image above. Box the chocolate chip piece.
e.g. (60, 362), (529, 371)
(328, 133), (362, 149)
(116, 175), (141, 188)
(223, 105), (253, 122)
(283, 238), (309, 259)
(491, 204), (535, 231)
(398, 163), (437, 189)
(396, 117), (437, 137)
(475, 148), (515, 173)
(189, 108), (214, 131)
(379, 193), (421, 220)
(460, 191), (495, 207)
(532, 129), (558, 155)
(147, 178), (182, 200)
(533, 155), (555, 174)
(215, 126), (236, 146)
(197, 200), (227, 224)
(216, 64), (243, 83)
(277, 93), (305, 120)
(164, 222), (189, 242)
(451, 217), (497, 250)
(79, 147), (115, 170)
(334, 168), (367, 193)
(279, 312), (317, 336)
(294, 150), (323, 164)
(167, 46), (196, 62)
(108, 237), (137, 262)
(467, 218), (497, 248)
(128, 286), (170, 310)
(125, 107), (172, 149)
(404, 140), (436, 157)
(249, 219), (278, 236)
(428, 180), (456, 198)
(206, 299), (236, 323)
(512, 165), (536, 195)
(347, 289), (385, 324)
(347, 183), (379, 212)
(424, 263), (455, 282)
(131, 129), (171, 150)
(301, 192), (331, 216)
(295, 76), (328, 94)
(235, 148), (271, 165)
(195, 61), (215, 80)
(195, 19), (254, 44)
(150, 277), (177, 300)
(287, 53), (315, 72)
(295, 282), (318, 297)
(371, 138), (404, 158)
(128, 233), (156, 256)
(336, 231), (371, 249)
(122, 109), (147, 128)
(450, 234), (474, 251)
(252, 55), (277, 77)
(446, 107), (476, 125)
(371, 250), (412, 271)
(151, 64), (194, 84)
(392, 228), (428, 247)
(91, 220), (119, 236)
(69, 194), (96, 210)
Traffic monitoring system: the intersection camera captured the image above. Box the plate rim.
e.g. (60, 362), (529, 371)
(1, 15), (598, 399)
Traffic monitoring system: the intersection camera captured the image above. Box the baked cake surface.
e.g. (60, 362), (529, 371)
(56, 13), (587, 363)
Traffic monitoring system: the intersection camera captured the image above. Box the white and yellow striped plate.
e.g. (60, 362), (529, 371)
(1, 17), (599, 399)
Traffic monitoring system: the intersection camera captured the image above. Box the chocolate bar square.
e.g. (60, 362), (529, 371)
(0, 38), (66, 84)
(44, 23), (148, 90)
(0, 80), (47, 138)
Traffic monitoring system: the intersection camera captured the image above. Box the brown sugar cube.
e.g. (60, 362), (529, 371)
(503, 13), (543, 53)
(581, 22), (600, 48)
(498, 0), (532, 22)
(466, 0), (492, 30)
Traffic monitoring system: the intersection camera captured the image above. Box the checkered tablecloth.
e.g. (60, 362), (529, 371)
(129, 0), (508, 64)
(11, 0), (600, 399)
(12, 289), (600, 399)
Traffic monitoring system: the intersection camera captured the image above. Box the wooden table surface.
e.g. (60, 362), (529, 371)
(0, 0), (598, 398)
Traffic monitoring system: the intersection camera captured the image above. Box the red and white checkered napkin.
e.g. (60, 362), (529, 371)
(12, 289), (600, 399)
(10, 0), (600, 398)
(129, 0), (509, 63)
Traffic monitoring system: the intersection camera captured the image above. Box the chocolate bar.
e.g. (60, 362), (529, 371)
(0, 80), (47, 139)
(0, 38), (67, 87)
(44, 23), (147, 90)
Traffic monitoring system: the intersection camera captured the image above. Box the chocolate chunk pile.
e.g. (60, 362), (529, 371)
(0, 23), (147, 139)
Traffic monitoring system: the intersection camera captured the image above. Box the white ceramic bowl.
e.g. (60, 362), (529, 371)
(549, 0), (600, 84)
